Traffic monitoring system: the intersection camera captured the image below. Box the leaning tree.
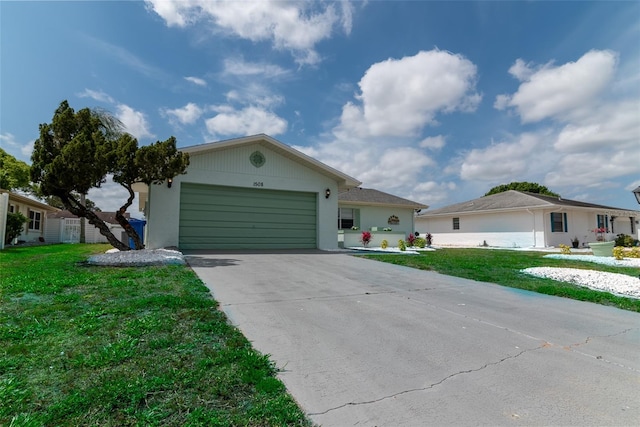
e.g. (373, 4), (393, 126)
(30, 100), (189, 250)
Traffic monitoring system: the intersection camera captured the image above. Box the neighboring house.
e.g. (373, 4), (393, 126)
(415, 190), (640, 248)
(0, 189), (59, 246)
(135, 134), (362, 250)
(338, 187), (428, 247)
(46, 211), (129, 244)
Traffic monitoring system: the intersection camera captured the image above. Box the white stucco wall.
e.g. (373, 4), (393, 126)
(145, 143), (340, 250)
(416, 208), (640, 248)
(416, 210), (544, 248)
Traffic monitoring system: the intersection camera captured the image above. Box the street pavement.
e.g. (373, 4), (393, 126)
(185, 250), (640, 426)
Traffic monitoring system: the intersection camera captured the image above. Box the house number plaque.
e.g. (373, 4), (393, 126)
(250, 151), (266, 168)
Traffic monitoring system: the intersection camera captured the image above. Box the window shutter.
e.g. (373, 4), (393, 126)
(550, 214), (553, 231)
(563, 213), (567, 232)
(354, 209), (360, 228)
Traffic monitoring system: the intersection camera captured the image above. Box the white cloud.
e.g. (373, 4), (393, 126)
(496, 50), (618, 123)
(161, 102), (204, 125)
(0, 132), (34, 162)
(184, 76), (207, 86)
(116, 104), (154, 140)
(205, 106), (287, 137)
(335, 49), (481, 138)
(77, 88), (116, 104)
(225, 87), (284, 108)
(419, 135), (446, 150)
(554, 99), (639, 152)
(146, 0), (353, 65)
(222, 57), (289, 79)
(88, 176), (141, 214)
(459, 133), (549, 182)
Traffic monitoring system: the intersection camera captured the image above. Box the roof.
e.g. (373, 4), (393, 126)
(183, 134), (362, 190)
(0, 189), (60, 212)
(48, 210), (131, 224)
(418, 190), (640, 217)
(339, 187), (428, 209)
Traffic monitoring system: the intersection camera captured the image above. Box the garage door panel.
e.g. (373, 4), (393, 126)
(179, 183), (317, 250)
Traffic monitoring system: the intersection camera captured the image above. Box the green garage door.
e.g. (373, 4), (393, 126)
(179, 183), (317, 250)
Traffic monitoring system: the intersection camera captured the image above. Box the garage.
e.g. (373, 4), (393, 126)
(179, 183), (317, 250)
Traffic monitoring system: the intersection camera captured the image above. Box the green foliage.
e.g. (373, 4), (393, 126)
(381, 239), (388, 249)
(614, 234), (637, 247)
(484, 181), (560, 197)
(4, 212), (28, 244)
(0, 244), (310, 426)
(0, 148), (31, 192)
(398, 239), (406, 251)
(559, 244), (571, 255)
(30, 100), (189, 250)
(612, 246), (625, 260)
(414, 237), (426, 248)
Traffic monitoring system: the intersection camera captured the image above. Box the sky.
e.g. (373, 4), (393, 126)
(1, 0), (639, 214)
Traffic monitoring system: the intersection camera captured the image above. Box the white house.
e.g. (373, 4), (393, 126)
(415, 190), (640, 248)
(134, 134), (430, 251)
(338, 187), (428, 248)
(1, 189), (59, 248)
(46, 210), (129, 244)
(135, 134), (361, 250)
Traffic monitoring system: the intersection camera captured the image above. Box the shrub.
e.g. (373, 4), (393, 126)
(414, 237), (426, 248)
(629, 247), (640, 258)
(361, 231), (372, 247)
(381, 239), (388, 249)
(615, 234), (638, 247)
(559, 244), (571, 255)
(426, 233), (433, 246)
(613, 246), (625, 260)
(4, 212), (28, 245)
(398, 239), (406, 251)
(406, 233), (416, 247)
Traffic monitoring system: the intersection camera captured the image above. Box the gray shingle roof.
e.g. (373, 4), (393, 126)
(339, 187), (428, 209)
(418, 190), (639, 216)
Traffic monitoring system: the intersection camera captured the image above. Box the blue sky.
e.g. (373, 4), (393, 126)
(1, 1), (639, 213)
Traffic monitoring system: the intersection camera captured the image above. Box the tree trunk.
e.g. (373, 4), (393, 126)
(115, 184), (144, 250)
(79, 193), (86, 243)
(59, 192), (130, 251)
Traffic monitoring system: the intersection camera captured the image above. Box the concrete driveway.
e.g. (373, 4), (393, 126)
(186, 250), (640, 426)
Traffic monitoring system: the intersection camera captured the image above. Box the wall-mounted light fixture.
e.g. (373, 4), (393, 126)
(633, 186), (640, 205)
(325, 188), (331, 199)
(167, 178), (173, 188)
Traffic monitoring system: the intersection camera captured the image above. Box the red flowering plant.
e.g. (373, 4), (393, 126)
(361, 231), (372, 247)
(592, 227), (608, 242)
(406, 233), (416, 247)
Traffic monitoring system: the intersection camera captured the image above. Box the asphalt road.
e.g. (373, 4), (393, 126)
(186, 250), (640, 426)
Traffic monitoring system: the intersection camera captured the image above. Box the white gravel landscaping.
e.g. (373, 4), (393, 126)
(87, 248), (186, 266)
(522, 255), (640, 299)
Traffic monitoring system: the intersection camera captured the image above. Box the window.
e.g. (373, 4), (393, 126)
(550, 212), (567, 232)
(9, 204), (15, 213)
(452, 217), (460, 230)
(631, 217), (636, 235)
(29, 210), (41, 231)
(338, 208), (356, 229)
(596, 214), (609, 231)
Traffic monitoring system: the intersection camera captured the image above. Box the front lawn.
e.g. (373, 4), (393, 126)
(363, 248), (640, 312)
(0, 244), (310, 426)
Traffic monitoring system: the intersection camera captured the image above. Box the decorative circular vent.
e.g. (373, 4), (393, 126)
(250, 151), (266, 168)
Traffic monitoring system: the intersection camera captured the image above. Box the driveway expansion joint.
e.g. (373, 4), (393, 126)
(308, 343), (545, 416)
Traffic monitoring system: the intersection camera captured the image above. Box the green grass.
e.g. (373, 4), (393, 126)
(362, 248), (640, 312)
(0, 244), (310, 426)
